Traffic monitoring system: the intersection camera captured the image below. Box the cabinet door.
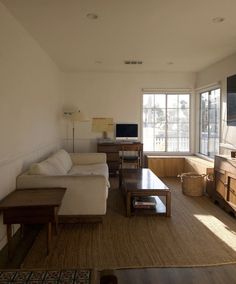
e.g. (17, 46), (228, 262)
(215, 169), (227, 199)
(227, 173), (236, 206)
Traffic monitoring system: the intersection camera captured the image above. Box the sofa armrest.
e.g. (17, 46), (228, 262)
(69, 153), (107, 165)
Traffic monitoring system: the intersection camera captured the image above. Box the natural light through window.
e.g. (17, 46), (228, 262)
(194, 214), (236, 252)
(142, 93), (190, 152)
(199, 88), (220, 158)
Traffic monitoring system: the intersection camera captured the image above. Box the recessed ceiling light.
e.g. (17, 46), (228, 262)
(86, 13), (98, 20)
(212, 17), (225, 23)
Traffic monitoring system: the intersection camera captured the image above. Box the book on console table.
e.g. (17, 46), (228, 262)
(133, 196), (156, 209)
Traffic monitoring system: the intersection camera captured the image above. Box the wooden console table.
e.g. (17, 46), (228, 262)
(97, 141), (143, 174)
(0, 187), (66, 257)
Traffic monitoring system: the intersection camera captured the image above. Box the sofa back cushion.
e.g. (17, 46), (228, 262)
(52, 149), (72, 172)
(29, 149), (72, 175)
(29, 159), (65, 175)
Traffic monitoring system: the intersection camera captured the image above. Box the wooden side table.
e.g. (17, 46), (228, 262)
(0, 187), (66, 258)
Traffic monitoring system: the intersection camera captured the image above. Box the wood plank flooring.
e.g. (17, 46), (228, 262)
(98, 264), (236, 284)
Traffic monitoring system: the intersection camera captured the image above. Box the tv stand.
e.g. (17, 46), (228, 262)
(97, 141), (143, 174)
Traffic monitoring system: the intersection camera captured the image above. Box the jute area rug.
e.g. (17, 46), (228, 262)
(22, 178), (236, 270)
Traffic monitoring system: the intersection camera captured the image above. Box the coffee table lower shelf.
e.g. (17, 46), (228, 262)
(131, 196), (167, 216)
(126, 192), (171, 217)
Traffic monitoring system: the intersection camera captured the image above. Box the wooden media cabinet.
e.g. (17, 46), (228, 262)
(213, 155), (236, 217)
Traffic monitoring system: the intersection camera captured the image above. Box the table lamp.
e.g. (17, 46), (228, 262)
(92, 117), (114, 140)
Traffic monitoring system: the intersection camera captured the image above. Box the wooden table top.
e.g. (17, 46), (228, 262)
(0, 188), (66, 209)
(122, 168), (170, 192)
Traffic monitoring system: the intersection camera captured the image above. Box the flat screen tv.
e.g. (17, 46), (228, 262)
(227, 74), (236, 126)
(115, 124), (138, 140)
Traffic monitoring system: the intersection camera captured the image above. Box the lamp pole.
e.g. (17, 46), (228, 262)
(70, 110), (88, 153)
(72, 121), (75, 152)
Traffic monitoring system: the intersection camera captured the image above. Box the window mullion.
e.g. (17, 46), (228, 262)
(207, 91), (210, 156)
(177, 96), (179, 151)
(165, 94), (168, 152)
(152, 106), (155, 151)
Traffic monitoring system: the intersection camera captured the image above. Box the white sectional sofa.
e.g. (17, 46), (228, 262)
(16, 149), (109, 221)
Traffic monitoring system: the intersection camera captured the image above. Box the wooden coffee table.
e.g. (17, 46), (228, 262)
(0, 187), (66, 257)
(121, 168), (171, 217)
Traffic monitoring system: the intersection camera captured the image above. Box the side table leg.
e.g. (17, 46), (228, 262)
(20, 224), (24, 239)
(166, 192), (171, 217)
(6, 224), (12, 259)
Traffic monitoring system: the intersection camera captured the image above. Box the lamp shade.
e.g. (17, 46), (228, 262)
(71, 110), (88, 122)
(92, 117), (114, 132)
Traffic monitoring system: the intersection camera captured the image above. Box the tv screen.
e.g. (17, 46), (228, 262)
(227, 74), (236, 126)
(116, 124), (138, 139)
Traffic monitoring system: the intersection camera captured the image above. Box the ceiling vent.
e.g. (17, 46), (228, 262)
(124, 60), (143, 65)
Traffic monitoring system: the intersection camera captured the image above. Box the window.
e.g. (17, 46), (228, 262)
(143, 93), (190, 152)
(199, 88), (220, 158)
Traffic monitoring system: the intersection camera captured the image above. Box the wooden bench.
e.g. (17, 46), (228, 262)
(146, 155), (213, 177)
(146, 155), (214, 195)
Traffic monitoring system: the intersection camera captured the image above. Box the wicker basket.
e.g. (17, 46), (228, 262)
(179, 172), (206, 197)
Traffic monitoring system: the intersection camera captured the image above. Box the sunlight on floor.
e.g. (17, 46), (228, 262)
(194, 214), (236, 252)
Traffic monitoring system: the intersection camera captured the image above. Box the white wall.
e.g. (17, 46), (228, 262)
(0, 3), (63, 249)
(196, 53), (236, 154)
(62, 71), (196, 152)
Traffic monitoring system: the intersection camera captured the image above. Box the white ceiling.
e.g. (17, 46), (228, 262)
(2, 0), (236, 73)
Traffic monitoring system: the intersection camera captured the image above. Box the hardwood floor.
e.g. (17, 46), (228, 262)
(98, 265), (236, 284)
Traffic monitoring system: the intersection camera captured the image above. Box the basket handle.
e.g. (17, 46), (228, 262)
(177, 172), (207, 182)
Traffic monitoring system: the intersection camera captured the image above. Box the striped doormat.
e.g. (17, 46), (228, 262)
(0, 269), (91, 283)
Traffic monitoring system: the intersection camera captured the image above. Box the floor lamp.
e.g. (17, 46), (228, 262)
(70, 110), (88, 152)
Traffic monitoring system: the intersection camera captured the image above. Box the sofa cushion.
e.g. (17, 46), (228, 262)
(68, 163), (110, 187)
(52, 149), (73, 172)
(70, 153), (106, 165)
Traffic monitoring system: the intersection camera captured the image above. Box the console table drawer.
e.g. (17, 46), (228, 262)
(97, 145), (119, 152)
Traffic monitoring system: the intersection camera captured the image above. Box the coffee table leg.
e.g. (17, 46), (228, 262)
(47, 222), (52, 255)
(166, 192), (171, 217)
(126, 192), (131, 217)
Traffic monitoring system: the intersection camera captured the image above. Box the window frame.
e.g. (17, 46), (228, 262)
(142, 92), (191, 154)
(199, 87), (221, 158)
